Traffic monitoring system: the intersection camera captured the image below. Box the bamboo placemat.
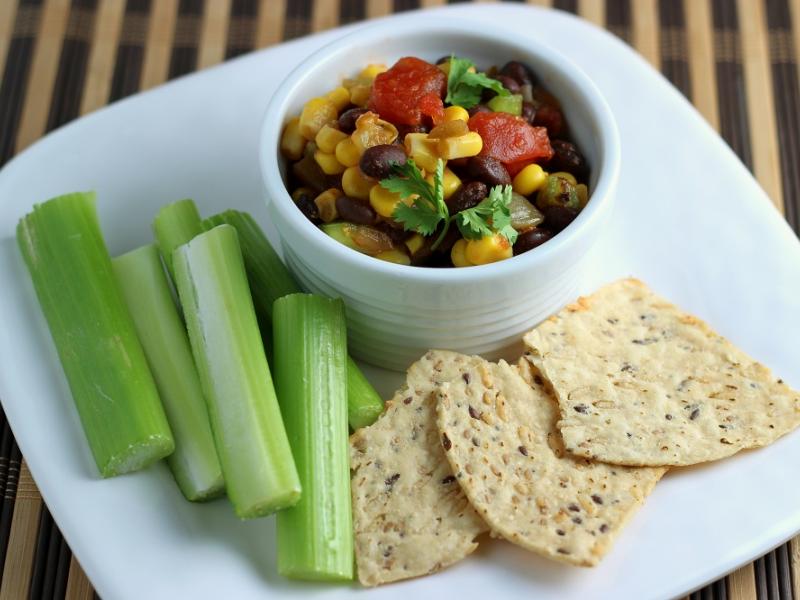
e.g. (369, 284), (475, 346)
(0, 1), (797, 598)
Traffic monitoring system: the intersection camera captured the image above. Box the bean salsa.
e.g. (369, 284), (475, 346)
(279, 55), (590, 267)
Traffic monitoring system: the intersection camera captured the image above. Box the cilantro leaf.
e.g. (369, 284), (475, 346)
(456, 184), (518, 244)
(382, 159), (449, 239)
(446, 56), (510, 109)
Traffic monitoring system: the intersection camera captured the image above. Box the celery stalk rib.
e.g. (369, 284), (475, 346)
(204, 209), (384, 429)
(17, 192), (174, 477)
(113, 245), (224, 501)
(273, 293), (353, 581)
(173, 224), (300, 518)
(153, 198), (203, 280)
(346, 358), (384, 430)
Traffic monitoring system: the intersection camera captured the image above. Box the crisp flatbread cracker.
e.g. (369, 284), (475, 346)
(523, 278), (800, 467)
(435, 356), (665, 566)
(349, 350), (488, 586)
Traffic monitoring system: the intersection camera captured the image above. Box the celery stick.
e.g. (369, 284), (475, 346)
(113, 245), (224, 501)
(202, 210), (298, 320)
(153, 198), (203, 280)
(173, 224), (300, 518)
(346, 357), (384, 430)
(17, 192), (174, 477)
(273, 293), (353, 581)
(205, 209), (384, 429)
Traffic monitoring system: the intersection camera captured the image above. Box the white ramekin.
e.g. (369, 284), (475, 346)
(259, 19), (620, 371)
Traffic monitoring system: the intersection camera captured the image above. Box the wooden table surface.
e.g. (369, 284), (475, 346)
(0, 0), (798, 598)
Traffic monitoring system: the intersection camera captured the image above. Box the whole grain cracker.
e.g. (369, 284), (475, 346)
(349, 350), (488, 586)
(523, 278), (800, 467)
(435, 356), (665, 566)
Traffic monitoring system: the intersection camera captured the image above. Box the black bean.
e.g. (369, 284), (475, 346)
(396, 123), (429, 138)
(542, 205), (578, 232)
(435, 55), (451, 65)
(467, 156), (511, 187)
(448, 181), (488, 213)
(573, 404), (589, 414)
(518, 446), (528, 456)
(468, 104), (492, 118)
(468, 406), (480, 420)
(385, 473), (400, 488)
(533, 104), (564, 137)
(375, 220), (409, 244)
(335, 195), (377, 225)
(499, 60), (537, 87)
(359, 144), (407, 179)
(432, 226), (461, 254)
(493, 75), (520, 95)
(294, 190), (320, 223)
(521, 101), (536, 124)
(548, 139), (589, 181)
(441, 475), (456, 485)
(513, 227), (553, 255)
(446, 157), (470, 178)
(591, 494), (603, 505)
(338, 107), (369, 133)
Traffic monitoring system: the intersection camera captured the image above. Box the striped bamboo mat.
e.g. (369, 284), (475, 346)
(0, 1), (798, 599)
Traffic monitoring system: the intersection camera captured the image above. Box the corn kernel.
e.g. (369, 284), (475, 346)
(576, 183), (589, 208)
(314, 150), (346, 175)
(451, 239), (472, 268)
(551, 171), (578, 186)
(314, 188), (342, 223)
(425, 167), (461, 200)
(437, 131), (483, 160)
(335, 137), (360, 167)
(405, 233), (425, 255)
(359, 64), (387, 80)
(342, 166), (376, 200)
(299, 97), (338, 140)
(369, 184), (407, 218)
(280, 117), (306, 160)
(351, 112), (398, 154)
(512, 164), (548, 196)
(291, 187), (313, 202)
(443, 105), (470, 123)
(465, 234), (513, 265)
(349, 84), (371, 108)
(325, 87), (350, 112)
(315, 124), (348, 154)
(438, 61), (451, 76)
(375, 248), (411, 265)
(429, 119), (469, 139)
(404, 133), (440, 172)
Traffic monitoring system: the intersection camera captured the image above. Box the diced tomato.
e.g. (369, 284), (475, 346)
(369, 57), (447, 126)
(468, 112), (553, 165)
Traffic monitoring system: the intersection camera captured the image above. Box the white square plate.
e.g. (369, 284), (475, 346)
(1, 5), (799, 599)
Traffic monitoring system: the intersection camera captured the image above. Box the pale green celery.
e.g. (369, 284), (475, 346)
(113, 245), (224, 501)
(202, 210), (298, 320)
(204, 209), (384, 429)
(346, 358), (384, 430)
(153, 198), (203, 280)
(273, 293), (353, 581)
(17, 192), (174, 477)
(173, 224), (300, 518)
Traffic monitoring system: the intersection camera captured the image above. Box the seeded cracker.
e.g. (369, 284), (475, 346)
(523, 278), (800, 467)
(435, 356), (665, 566)
(349, 351), (488, 586)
